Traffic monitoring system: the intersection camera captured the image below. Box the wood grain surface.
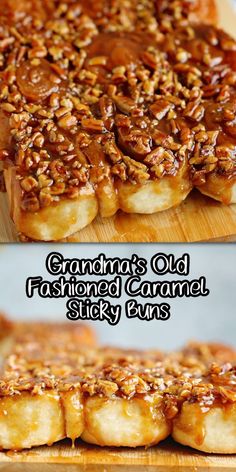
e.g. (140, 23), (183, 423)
(0, 439), (236, 471)
(0, 0), (236, 244)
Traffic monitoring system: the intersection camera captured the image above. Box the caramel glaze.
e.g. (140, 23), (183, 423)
(0, 1), (235, 223)
(174, 403), (206, 446)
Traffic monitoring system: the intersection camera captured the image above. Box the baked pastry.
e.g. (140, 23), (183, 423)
(172, 363), (236, 453)
(0, 328), (170, 450)
(166, 342), (236, 454)
(0, 314), (98, 451)
(1, 0), (236, 241)
(81, 343), (236, 449)
(1, 4), (192, 241)
(0, 316), (236, 453)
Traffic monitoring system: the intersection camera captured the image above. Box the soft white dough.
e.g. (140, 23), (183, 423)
(18, 194), (98, 241)
(0, 392), (65, 450)
(0, 392), (170, 450)
(81, 396), (170, 447)
(117, 176), (192, 214)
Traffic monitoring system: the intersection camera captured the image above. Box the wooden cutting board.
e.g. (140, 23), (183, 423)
(0, 439), (236, 471)
(0, 0), (236, 243)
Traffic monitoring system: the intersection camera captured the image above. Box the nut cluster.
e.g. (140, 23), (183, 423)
(0, 1), (235, 212)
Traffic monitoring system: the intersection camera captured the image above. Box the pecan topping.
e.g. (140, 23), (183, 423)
(1, 322), (236, 420)
(0, 0), (235, 210)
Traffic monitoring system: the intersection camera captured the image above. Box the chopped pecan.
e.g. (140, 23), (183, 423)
(20, 176), (38, 192)
(113, 96), (136, 115)
(81, 118), (105, 133)
(123, 156), (150, 183)
(149, 100), (172, 120)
